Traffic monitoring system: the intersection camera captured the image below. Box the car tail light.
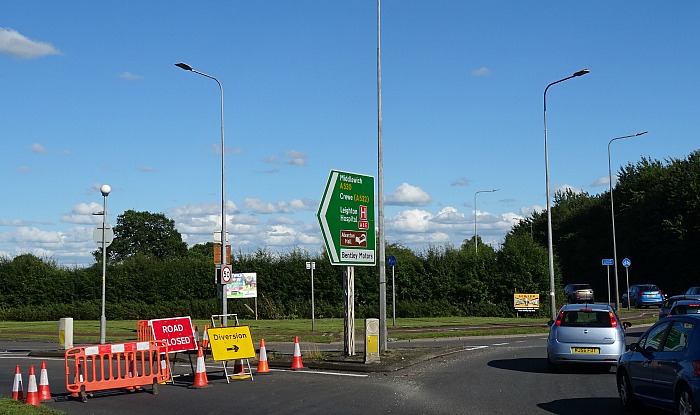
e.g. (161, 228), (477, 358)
(580, 308), (593, 313)
(555, 310), (565, 327)
(693, 361), (700, 377)
(608, 311), (618, 328)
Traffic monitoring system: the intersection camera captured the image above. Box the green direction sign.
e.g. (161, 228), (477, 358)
(317, 170), (376, 266)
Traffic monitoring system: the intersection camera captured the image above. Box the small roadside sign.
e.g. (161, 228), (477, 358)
(602, 259), (614, 266)
(93, 224), (114, 248)
(622, 258), (631, 268)
(387, 255), (397, 267)
(221, 265), (232, 284)
(207, 326), (256, 361)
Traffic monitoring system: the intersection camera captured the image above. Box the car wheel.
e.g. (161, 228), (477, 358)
(618, 370), (637, 409)
(678, 386), (697, 415)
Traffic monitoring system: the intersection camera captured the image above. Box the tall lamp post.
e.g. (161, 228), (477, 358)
(474, 189), (499, 253)
(98, 184), (110, 344)
(175, 62), (229, 327)
(543, 68), (589, 321)
(608, 131), (648, 311)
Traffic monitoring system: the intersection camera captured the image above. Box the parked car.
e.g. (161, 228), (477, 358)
(622, 284), (664, 308)
(563, 283), (595, 304)
(668, 300), (700, 317)
(659, 294), (700, 320)
(546, 303), (627, 372)
(686, 287), (700, 295)
(617, 314), (700, 414)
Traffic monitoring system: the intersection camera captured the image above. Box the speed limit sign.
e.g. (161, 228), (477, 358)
(221, 265), (232, 284)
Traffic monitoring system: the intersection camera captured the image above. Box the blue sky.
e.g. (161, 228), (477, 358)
(2, 1), (699, 267)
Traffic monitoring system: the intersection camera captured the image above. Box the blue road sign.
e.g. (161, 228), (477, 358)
(622, 258), (631, 267)
(602, 259), (614, 266)
(387, 255), (396, 267)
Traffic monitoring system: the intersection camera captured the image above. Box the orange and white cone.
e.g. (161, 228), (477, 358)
(193, 326), (199, 349)
(232, 359), (245, 375)
(202, 325), (210, 349)
(291, 336), (304, 370)
(25, 366), (40, 406)
(38, 361), (51, 401)
(256, 339), (270, 374)
(189, 346), (209, 388)
(11, 365), (23, 401)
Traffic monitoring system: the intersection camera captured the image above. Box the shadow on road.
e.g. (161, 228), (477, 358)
(538, 397), (661, 415)
(487, 357), (616, 375)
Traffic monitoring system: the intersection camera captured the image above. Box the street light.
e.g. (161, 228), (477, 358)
(96, 184), (110, 344)
(176, 62), (229, 326)
(543, 68), (589, 321)
(608, 131), (648, 311)
(474, 189), (499, 253)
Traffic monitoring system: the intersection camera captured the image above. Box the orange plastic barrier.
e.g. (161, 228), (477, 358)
(65, 341), (169, 402)
(136, 320), (155, 342)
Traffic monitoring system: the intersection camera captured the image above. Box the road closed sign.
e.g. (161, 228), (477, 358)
(207, 326), (256, 361)
(149, 316), (197, 353)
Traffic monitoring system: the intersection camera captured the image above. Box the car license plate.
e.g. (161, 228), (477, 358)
(571, 347), (599, 354)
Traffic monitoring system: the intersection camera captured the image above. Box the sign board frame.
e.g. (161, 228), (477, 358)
(317, 170), (376, 266)
(226, 272), (257, 299)
(513, 293), (540, 312)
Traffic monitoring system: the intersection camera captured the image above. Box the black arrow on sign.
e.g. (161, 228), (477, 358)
(226, 345), (240, 352)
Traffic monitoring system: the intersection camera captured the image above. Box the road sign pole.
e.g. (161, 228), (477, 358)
(392, 265), (395, 327)
(344, 266), (355, 356)
(625, 267), (631, 311)
(606, 266), (611, 306)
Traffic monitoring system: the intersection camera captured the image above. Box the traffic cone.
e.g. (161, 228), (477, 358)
(256, 339), (270, 374)
(25, 366), (40, 406)
(232, 359), (246, 376)
(193, 326), (199, 349)
(11, 365), (23, 401)
(38, 361), (51, 401)
(189, 346), (209, 388)
(291, 336), (304, 370)
(202, 325), (210, 349)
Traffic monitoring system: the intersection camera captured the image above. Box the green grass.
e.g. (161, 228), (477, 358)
(0, 310), (656, 345)
(0, 399), (63, 415)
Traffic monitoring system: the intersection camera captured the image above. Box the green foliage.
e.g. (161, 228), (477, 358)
(2, 150), (699, 320)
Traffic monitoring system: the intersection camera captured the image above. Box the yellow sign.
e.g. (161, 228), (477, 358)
(207, 326), (256, 361)
(514, 293), (540, 311)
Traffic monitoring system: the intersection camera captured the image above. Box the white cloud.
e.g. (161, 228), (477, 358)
(592, 175), (611, 187)
(385, 183), (432, 206)
(389, 209), (433, 233)
(31, 143), (47, 154)
(61, 202), (104, 224)
(0, 28), (61, 59)
(432, 206), (466, 224)
(120, 71), (144, 81)
(285, 150), (308, 167)
(471, 67), (491, 77)
(450, 177), (471, 187)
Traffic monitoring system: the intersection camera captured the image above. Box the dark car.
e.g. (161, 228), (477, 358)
(659, 294), (700, 320)
(622, 284), (664, 308)
(686, 287), (700, 295)
(563, 283), (595, 304)
(668, 300), (700, 317)
(617, 314), (700, 414)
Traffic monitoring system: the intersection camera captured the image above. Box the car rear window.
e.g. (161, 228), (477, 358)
(639, 285), (660, 292)
(560, 310), (613, 327)
(673, 305), (700, 315)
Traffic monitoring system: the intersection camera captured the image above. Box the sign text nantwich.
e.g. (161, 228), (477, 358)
(317, 170), (376, 266)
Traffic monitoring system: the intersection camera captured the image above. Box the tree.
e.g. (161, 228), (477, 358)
(96, 210), (188, 262)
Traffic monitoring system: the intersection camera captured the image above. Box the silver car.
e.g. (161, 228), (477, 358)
(547, 303), (627, 372)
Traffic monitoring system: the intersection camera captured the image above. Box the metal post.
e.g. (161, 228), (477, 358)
(376, 0), (387, 353)
(543, 68), (589, 320)
(99, 184), (110, 345)
(606, 265), (611, 306)
(307, 261), (315, 331)
(391, 265), (396, 327)
(608, 131), (647, 311)
(176, 62), (228, 326)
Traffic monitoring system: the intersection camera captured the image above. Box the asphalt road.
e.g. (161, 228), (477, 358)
(0, 328), (666, 415)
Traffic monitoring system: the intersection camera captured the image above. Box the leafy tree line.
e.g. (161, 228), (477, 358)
(1, 149), (698, 321)
(511, 149), (700, 299)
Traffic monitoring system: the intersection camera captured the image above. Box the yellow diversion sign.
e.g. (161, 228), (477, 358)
(207, 326), (256, 361)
